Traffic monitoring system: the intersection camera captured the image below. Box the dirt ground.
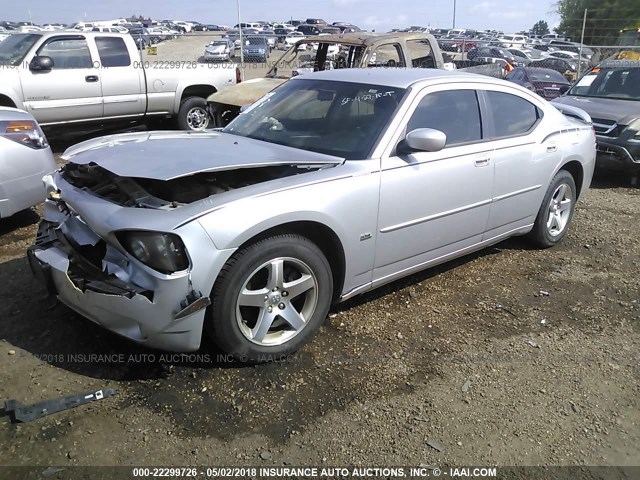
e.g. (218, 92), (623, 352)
(1, 128), (639, 478)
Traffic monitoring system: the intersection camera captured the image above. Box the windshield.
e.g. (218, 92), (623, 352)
(223, 79), (406, 159)
(245, 36), (266, 45)
(568, 67), (640, 101)
(0, 33), (41, 65)
(209, 41), (227, 47)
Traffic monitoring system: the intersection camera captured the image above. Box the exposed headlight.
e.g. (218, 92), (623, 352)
(0, 120), (48, 149)
(117, 231), (189, 274)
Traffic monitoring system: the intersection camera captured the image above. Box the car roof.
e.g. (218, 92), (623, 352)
(301, 31), (435, 46)
(292, 68), (501, 89)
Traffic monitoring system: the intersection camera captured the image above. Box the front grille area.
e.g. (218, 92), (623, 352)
(592, 118), (621, 137)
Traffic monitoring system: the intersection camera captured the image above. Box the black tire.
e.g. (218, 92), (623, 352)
(176, 96), (212, 131)
(528, 170), (577, 248)
(208, 234), (333, 362)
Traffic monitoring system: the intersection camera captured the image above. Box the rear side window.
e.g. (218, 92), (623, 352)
(96, 36), (131, 67)
(369, 43), (405, 68)
(406, 39), (435, 68)
(485, 91), (541, 138)
(407, 90), (482, 146)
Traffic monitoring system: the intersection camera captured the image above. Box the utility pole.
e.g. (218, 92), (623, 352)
(453, 0), (457, 29)
(577, 9), (587, 79)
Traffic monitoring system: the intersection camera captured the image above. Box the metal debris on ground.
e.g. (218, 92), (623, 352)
(496, 303), (517, 317)
(462, 380), (472, 392)
(425, 438), (445, 452)
(3, 389), (116, 423)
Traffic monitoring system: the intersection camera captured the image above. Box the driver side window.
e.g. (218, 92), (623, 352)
(39, 38), (93, 69)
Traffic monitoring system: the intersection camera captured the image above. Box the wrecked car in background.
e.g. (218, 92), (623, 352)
(29, 69), (595, 362)
(206, 32), (504, 126)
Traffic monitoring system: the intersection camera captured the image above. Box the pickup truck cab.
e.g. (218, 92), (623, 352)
(0, 32), (239, 131)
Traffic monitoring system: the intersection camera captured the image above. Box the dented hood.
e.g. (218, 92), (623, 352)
(207, 77), (287, 107)
(61, 131), (343, 181)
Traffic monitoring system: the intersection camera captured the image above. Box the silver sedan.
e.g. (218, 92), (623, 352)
(0, 107), (56, 218)
(29, 69), (596, 361)
(203, 39), (236, 61)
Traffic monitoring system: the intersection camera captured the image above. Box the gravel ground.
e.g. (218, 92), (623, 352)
(0, 33), (638, 479)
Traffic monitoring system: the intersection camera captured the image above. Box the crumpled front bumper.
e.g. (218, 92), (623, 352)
(28, 197), (215, 352)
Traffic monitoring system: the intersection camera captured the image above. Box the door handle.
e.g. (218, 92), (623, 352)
(474, 158), (490, 167)
(546, 145), (558, 153)
(85, 75), (99, 82)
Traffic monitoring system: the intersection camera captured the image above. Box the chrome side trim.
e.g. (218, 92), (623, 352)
(380, 198), (492, 233)
(493, 184), (542, 202)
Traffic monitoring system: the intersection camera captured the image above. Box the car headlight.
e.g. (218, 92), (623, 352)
(629, 119), (640, 139)
(117, 231), (189, 274)
(0, 120), (48, 149)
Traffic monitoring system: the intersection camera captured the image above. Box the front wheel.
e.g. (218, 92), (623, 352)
(208, 234), (333, 362)
(528, 170), (577, 248)
(176, 96), (212, 131)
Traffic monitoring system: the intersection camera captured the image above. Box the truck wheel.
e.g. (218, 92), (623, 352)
(177, 96), (212, 131)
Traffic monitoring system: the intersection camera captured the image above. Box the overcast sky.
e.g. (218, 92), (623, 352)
(4, 0), (559, 33)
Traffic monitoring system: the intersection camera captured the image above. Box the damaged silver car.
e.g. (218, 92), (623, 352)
(29, 69), (596, 361)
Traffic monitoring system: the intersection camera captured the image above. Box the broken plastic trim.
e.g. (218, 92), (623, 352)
(32, 219), (153, 301)
(175, 290), (211, 320)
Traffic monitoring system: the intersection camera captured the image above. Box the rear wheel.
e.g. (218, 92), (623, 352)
(176, 96), (212, 131)
(528, 170), (576, 248)
(208, 234), (333, 362)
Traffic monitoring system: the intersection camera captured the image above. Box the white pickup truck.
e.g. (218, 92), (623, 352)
(0, 32), (239, 131)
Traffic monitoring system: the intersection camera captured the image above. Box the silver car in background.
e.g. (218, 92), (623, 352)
(203, 39), (236, 62)
(0, 107), (56, 218)
(28, 69), (595, 361)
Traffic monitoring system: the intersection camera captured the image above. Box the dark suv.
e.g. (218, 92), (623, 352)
(297, 24), (321, 35)
(553, 60), (640, 173)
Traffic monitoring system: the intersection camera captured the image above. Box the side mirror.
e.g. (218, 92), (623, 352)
(29, 56), (54, 71)
(402, 128), (446, 153)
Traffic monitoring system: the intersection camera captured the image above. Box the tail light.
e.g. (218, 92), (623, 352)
(236, 66), (243, 83)
(0, 120), (49, 149)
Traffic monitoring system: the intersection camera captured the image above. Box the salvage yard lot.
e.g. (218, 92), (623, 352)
(0, 32), (638, 473)
(0, 163), (638, 468)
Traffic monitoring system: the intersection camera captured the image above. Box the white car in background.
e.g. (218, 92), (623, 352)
(284, 31), (305, 49)
(547, 50), (582, 61)
(274, 23), (295, 32)
(499, 34), (528, 48)
(0, 107), (56, 218)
